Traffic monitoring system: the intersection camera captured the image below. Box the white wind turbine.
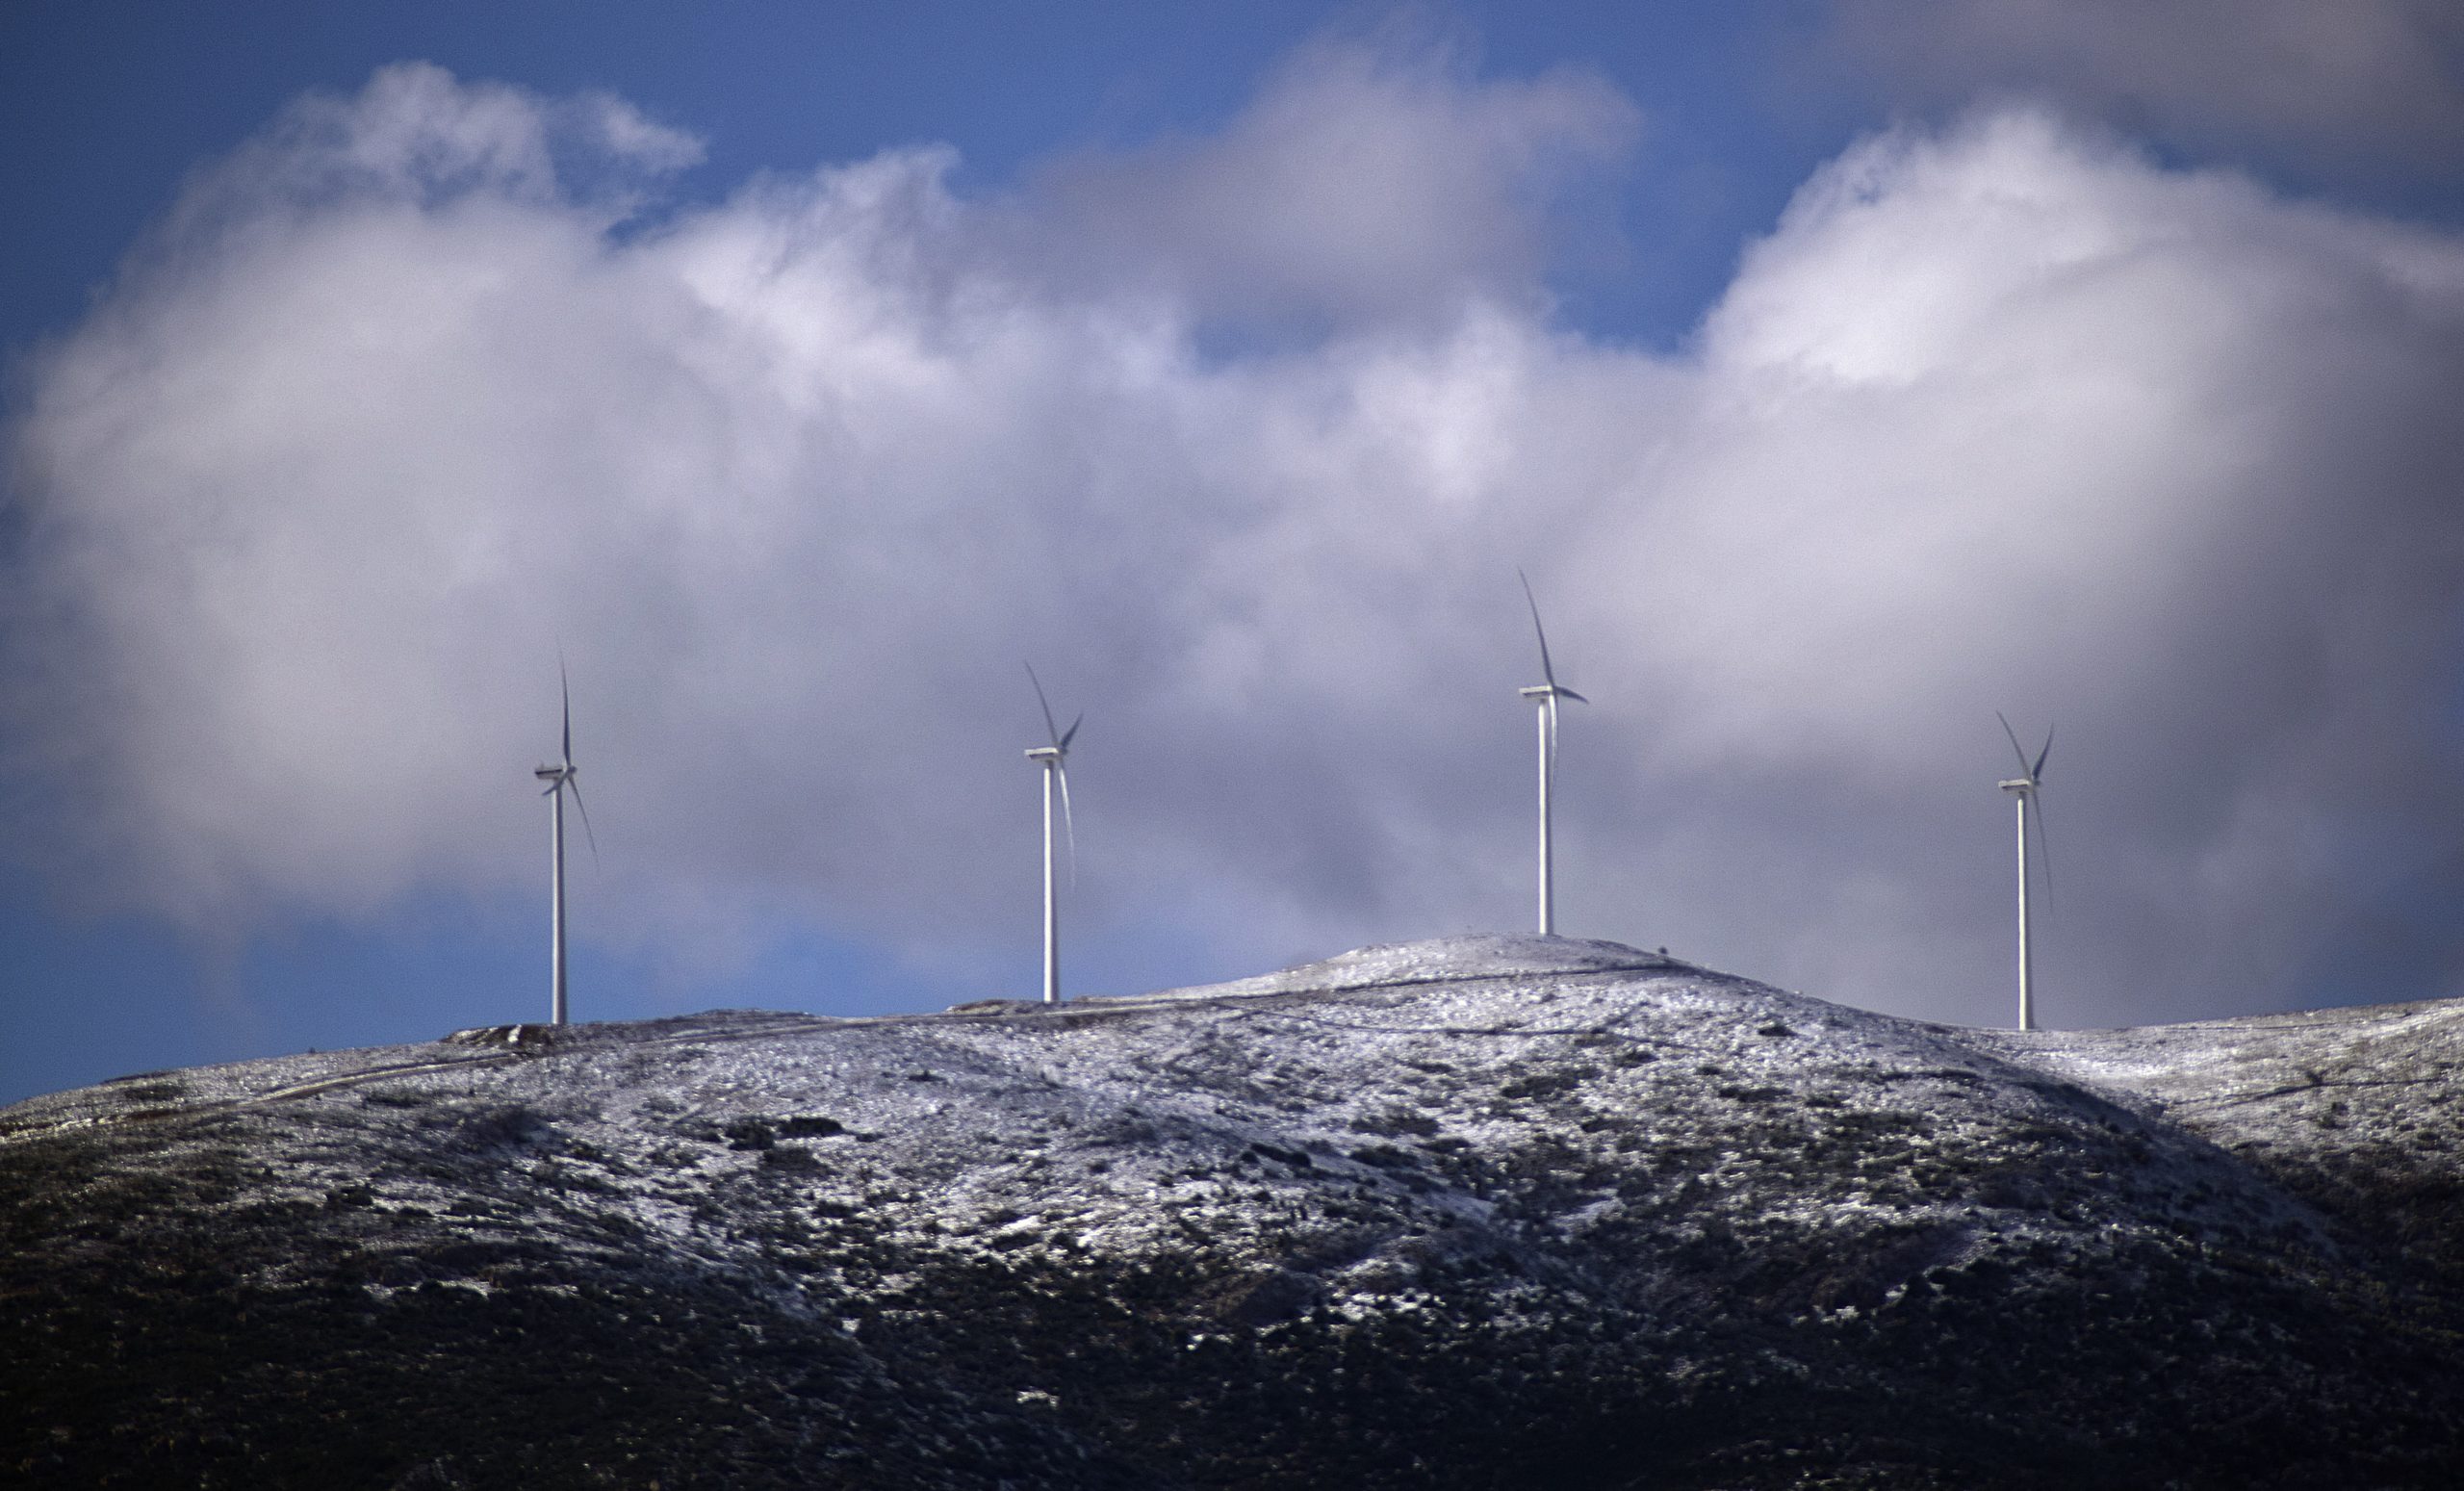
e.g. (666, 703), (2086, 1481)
(533, 661), (596, 1026)
(1517, 569), (1587, 937)
(1995, 711), (2053, 1032)
(1023, 663), (1080, 1006)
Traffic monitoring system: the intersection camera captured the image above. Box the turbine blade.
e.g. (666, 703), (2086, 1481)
(1055, 762), (1077, 887)
(1061, 711), (1082, 753)
(2033, 728), (2054, 782)
(568, 777), (600, 868)
(559, 655), (572, 767)
(1557, 686), (1589, 706)
(1519, 568), (1560, 688)
(2030, 790), (2053, 904)
(1997, 710), (2032, 777)
(1026, 661), (1064, 750)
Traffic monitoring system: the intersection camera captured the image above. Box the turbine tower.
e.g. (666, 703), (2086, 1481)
(1996, 711), (2052, 1032)
(1023, 663), (1080, 1005)
(533, 661), (595, 1026)
(1517, 569), (1587, 937)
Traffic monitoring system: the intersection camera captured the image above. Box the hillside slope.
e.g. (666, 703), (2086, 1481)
(4, 937), (2460, 1488)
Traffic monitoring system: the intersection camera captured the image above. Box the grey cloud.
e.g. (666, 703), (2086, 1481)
(1014, 31), (1641, 330)
(6, 61), (2462, 1027)
(1822, 0), (2464, 175)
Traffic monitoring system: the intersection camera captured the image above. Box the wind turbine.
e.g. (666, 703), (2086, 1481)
(1517, 569), (1587, 937)
(1995, 711), (2052, 1032)
(1023, 663), (1080, 1005)
(533, 661), (595, 1026)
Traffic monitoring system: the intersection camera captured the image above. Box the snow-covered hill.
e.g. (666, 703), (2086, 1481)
(5, 937), (2460, 1488)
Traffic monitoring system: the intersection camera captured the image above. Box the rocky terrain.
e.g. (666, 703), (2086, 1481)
(4, 935), (2460, 1488)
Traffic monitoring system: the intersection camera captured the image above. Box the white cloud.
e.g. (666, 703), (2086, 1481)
(7, 56), (2463, 1026)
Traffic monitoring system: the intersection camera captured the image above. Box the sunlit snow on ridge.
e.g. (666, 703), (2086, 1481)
(1116, 934), (1680, 1002)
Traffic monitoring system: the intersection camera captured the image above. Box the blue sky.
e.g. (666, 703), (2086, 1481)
(6, 1), (2464, 1105)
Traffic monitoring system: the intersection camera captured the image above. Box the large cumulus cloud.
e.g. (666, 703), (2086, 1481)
(7, 49), (2463, 1025)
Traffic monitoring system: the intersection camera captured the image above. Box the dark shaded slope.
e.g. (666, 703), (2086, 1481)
(1983, 999), (2464, 1292)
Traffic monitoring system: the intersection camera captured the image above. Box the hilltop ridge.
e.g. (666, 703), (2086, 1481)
(5, 938), (2461, 1488)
